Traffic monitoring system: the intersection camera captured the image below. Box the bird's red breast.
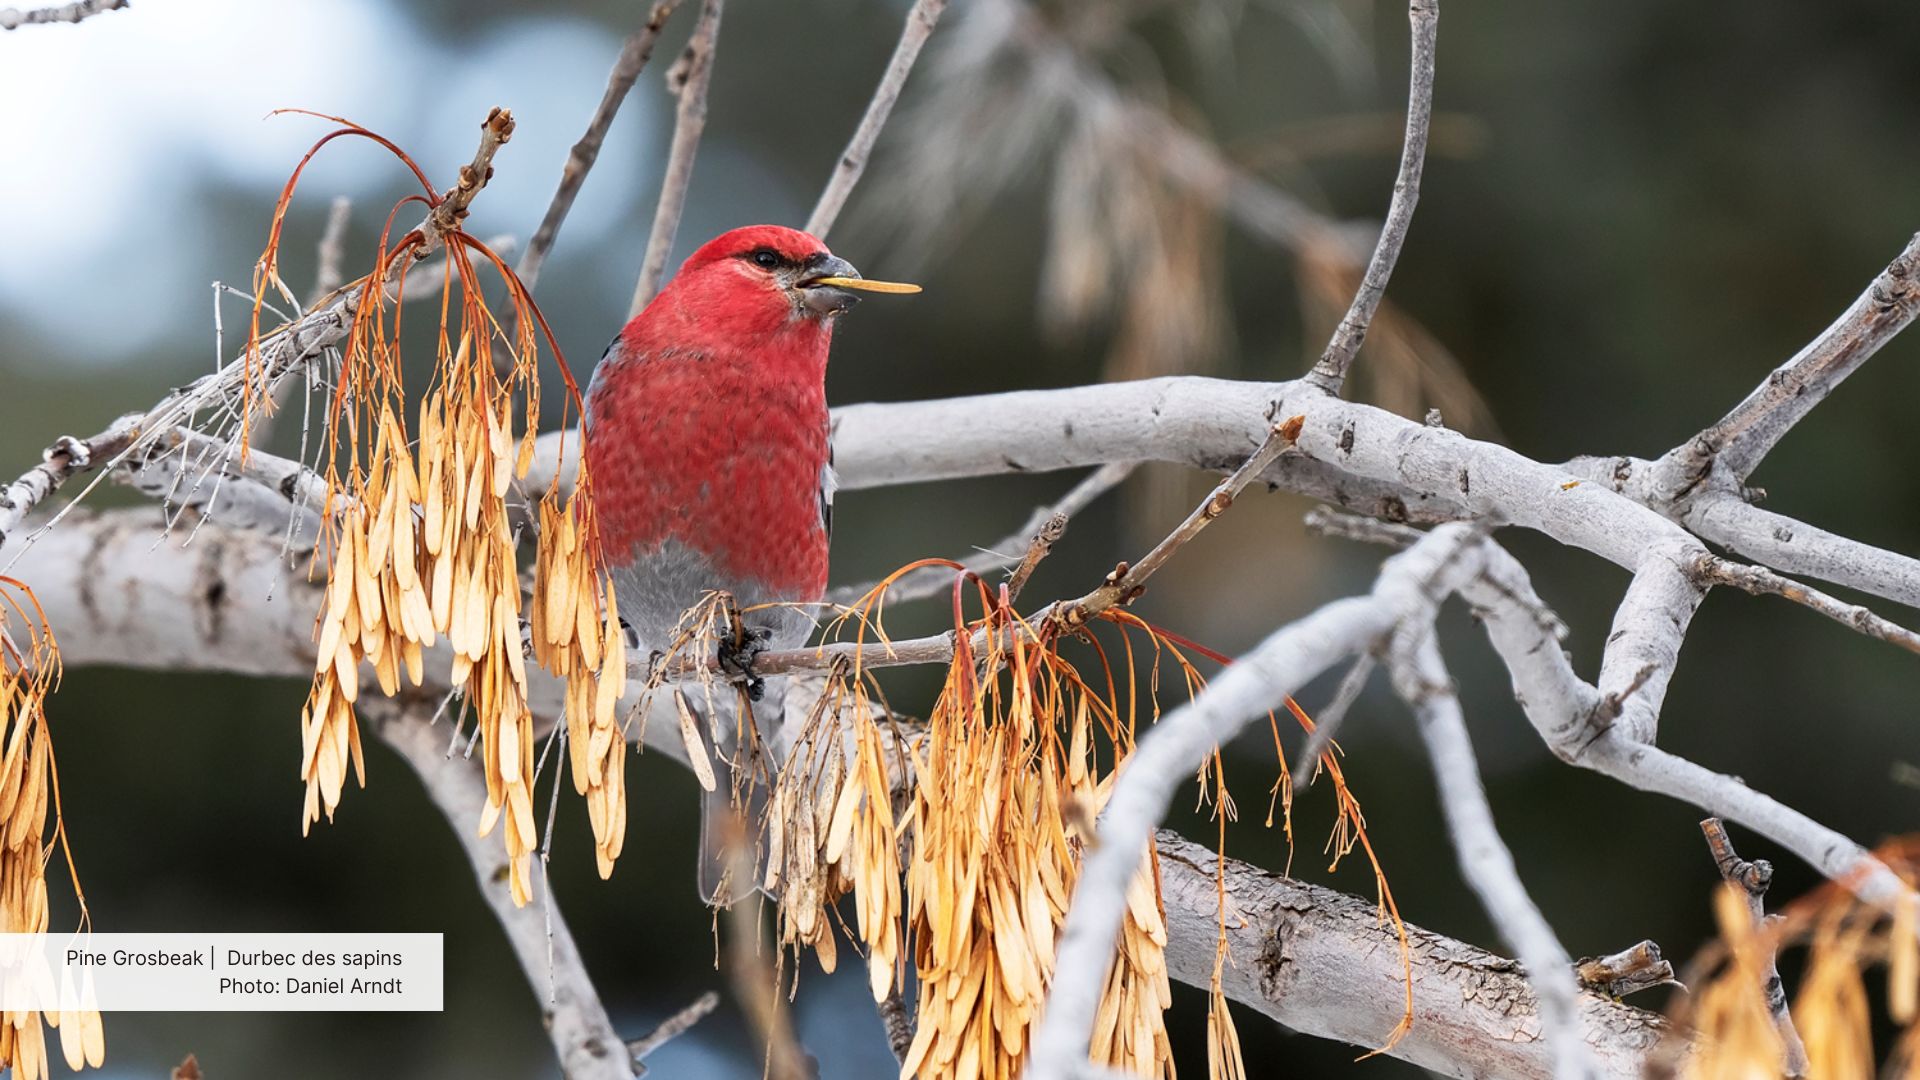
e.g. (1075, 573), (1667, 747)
(584, 226), (840, 606)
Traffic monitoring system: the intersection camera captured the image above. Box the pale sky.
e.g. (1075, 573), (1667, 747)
(0, 0), (656, 359)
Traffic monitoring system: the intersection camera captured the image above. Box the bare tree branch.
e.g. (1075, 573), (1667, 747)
(310, 196), (353, 306)
(519, 0), (684, 296)
(631, 0), (725, 317)
(1288, 650), (1375, 787)
(824, 460), (1135, 606)
(627, 990), (720, 1072)
(363, 696), (636, 1080)
(1157, 834), (1666, 1080)
(1699, 818), (1809, 1078)
(804, 0), (949, 241)
(1450, 537), (1912, 912)
(1052, 419), (1296, 629)
(0, 0), (123, 30)
(1027, 524), (1487, 1080)
(1389, 627), (1599, 1080)
(0, 505), (1851, 1080)
(1, 111), (517, 570)
(1305, 0), (1440, 395)
(1654, 231), (1920, 491)
(1692, 553), (1920, 655)
(0, 414), (143, 550)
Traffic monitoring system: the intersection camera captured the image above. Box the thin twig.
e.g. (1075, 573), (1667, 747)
(0, 0), (123, 29)
(1660, 231), (1920, 489)
(518, 0), (684, 295)
(631, 0), (725, 316)
(1693, 554), (1920, 656)
(824, 460), (1135, 606)
(876, 984), (916, 1065)
(310, 196), (353, 306)
(1288, 650), (1375, 787)
(803, 0), (949, 241)
(1304, 0), (1439, 394)
(1700, 817), (1809, 1078)
(1052, 419), (1299, 629)
(628, 990), (722, 1069)
(1303, 503), (1423, 549)
(1004, 511), (1066, 603)
(0, 414), (143, 548)
(0, 109), (515, 571)
(424, 107), (516, 253)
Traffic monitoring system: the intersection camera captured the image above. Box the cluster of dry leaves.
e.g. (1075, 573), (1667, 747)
(0, 578), (102, 1078)
(245, 118), (625, 908)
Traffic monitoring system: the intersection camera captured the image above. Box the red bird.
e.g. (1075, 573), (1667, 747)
(582, 225), (913, 900)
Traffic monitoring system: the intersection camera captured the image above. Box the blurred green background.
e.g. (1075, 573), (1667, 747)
(3, 0), (1919, 1076)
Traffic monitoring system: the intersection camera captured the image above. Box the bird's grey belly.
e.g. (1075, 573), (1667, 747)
(607, 538), (818, 661)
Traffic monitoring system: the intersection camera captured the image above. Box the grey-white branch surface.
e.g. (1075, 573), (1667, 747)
(6, 100), (1918, 1080)
(2, 504), (1674, 1080)
(363, 696), (636, 1080)
(1155, 834), (1665, 1080)
(527, 368), (1919, 913)
(0, 0), (124, 29)
(1305, 0), (1437, 394)
(1390, 627), (1598, 1080)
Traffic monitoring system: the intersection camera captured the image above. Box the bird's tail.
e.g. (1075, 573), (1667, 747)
(689, 679), (785, 905)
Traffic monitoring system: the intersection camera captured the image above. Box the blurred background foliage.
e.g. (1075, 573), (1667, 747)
(3, 0), (1920, 1076)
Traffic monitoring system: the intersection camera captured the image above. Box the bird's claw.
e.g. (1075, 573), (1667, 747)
(717, 628), (772, 702)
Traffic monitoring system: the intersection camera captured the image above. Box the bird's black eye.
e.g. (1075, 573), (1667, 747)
(752, 249), (780, 270)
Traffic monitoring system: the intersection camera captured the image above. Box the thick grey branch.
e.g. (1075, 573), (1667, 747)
(1157, 834), (1665, 1080)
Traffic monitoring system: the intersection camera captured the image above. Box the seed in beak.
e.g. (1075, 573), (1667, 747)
(809, 276), (921, 294)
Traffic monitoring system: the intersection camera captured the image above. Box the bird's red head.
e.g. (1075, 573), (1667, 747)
(624, 226), (858, 351)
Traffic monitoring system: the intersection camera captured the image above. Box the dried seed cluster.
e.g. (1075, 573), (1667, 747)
(889, 605), (1173, 1080)
(529, 491), (627, 878)
(0, 580), (102, 1078)
(766, 672), (904, 1000)
(286, 217), (616, 907)
(756, 595), (1407, 1080)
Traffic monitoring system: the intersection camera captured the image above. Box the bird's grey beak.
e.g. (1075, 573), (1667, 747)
(797, 255), (864, 316)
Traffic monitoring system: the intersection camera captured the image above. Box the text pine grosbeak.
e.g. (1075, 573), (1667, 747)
(583, 225), (915, 901)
